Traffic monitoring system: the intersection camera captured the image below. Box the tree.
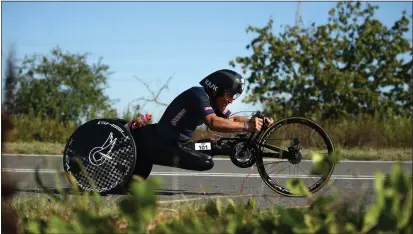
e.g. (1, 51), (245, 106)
(3, 49), (18, 114)
(230, 2), (412, 120)
(13, 47), (118, 123)
(122, 74), (174, 122)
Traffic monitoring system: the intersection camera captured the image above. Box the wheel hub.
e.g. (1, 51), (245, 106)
(288, 150), (302, 164)
(287, 138), (302, 164)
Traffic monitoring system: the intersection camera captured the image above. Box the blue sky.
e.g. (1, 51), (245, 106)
(2, 1), (412, 121)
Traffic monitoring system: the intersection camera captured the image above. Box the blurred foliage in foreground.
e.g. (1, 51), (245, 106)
(4, 162), (411, 234)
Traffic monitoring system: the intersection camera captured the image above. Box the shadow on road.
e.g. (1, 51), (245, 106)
(155, 189), (225, 196)
(15, 188), (226, 196)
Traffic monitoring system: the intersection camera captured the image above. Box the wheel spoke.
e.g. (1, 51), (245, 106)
(304, 160), (313, 169)
(303, 129), (315, 149)
(264, 138), (297, 141)
(289, 164), (291, 177)
(255, 161), (286, 167)
(294, 164), (297, 179)
(298, 164), (318, 184)
(265, 161), (284, 174)
(267, 162), (289, 176)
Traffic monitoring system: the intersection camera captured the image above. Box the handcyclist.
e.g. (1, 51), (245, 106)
(130, 69), (274, 174)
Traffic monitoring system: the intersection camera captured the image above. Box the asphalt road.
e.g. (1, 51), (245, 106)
(2, 154), (412, 208)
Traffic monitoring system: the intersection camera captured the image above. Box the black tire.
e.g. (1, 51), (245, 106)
(63, 118), (138, 195)
(256, 117), (335, 197)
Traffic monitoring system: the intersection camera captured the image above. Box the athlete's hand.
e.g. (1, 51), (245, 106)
(264, 117), (274, 125)
(248, 117), (263, 132)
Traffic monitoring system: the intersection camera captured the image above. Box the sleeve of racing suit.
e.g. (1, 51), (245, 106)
(214, 107), (232, 119)
(191, 88), (216, 117)
(222, 108), (232, 119)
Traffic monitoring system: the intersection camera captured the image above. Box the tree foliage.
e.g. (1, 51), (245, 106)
(230, 2), (412, 120)
(12, 47), (118, 124)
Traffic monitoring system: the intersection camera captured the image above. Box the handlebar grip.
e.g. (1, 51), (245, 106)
(254, 111), (269, 128)
(245, 111), (265, 143)
(254, 111), (264, 119)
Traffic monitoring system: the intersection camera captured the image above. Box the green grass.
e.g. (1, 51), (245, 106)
(2, 141), (412, 161)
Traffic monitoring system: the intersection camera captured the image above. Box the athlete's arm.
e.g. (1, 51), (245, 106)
(204, 114), (262, 132)
(204, 114), (247, 132)
(190, 87), (262, 132)
(228, 115), (250, 123)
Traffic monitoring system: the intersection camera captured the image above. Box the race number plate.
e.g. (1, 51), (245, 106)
(195, 142), (211, 151)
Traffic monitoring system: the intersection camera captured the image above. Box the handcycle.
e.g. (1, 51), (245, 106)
(63, 111), (335, 197)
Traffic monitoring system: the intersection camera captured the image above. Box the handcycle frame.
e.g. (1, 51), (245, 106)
(196, 111), (302, 162)
(192, 111), (336, 196)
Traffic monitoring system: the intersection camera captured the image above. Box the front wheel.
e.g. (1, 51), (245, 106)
(256, 117), (335, 197)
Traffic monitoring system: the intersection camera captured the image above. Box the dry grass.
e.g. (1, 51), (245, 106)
(3, 142), (65, 155)
(11, 194), (118, 221)
(6, 114), (412, 148)
(336, 147), (412, 161)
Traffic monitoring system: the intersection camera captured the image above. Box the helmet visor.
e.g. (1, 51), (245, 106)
(225, 91), (241, 100)
(232, 92), (241, 100)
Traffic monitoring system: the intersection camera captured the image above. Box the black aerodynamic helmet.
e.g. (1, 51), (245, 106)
(199, 69), (245, 100)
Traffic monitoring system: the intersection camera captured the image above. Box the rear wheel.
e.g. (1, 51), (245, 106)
(256, 117), (335, 197)
(63, 118), (137, 195)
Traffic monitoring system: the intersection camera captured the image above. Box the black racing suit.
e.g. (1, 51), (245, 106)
(131, 86), (232, 172)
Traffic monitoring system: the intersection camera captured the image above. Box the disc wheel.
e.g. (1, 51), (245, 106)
(256, 117), (335, 197)
(63, 119), (137, 195)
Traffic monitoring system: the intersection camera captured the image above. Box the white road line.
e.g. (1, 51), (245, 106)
(157, 194), (256, 204)
(1, 168), (382, 180)
(213, 158), (412, 163)
(151, 173), (379, 180)
(1, 154), (411, 163)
